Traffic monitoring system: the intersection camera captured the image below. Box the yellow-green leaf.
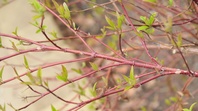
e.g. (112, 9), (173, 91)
(90, 82), (97, 97)
(10, 41), (19, 52)
(56, 65), (68, 82)
(116, 12), (125, 29)
(177, 34), (182, 47)
(37, 67), (42, 85)
(169, 0), (173, 6)
(129, 66), (136, 85)
(137, 25), (149, 32)
(12, 27), (18, 36)
(0, 37), (2, 48)
(63, 2), (71, 19)
(51, 105), (58, 111)
(143, 0), (157, 4)
(27, 72), (36, 84)
(89, 62), (98, 71)
(105, 16), (116, 30)
(23, 56), (29, 69)
(0, 66), (4, 82)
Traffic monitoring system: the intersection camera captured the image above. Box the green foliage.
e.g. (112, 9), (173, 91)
(89, 62), (99, 71)
(90, 82), (97, 97)
(116, 12), (125, 29)
(102, 77), (108, 87)
(123, 66), (136, 91)
(176, 34), (182, 47)
(44, 80), (49, 88)
(71, 68), (82, 74)
(105, 16), (116, 30)
(23, 56), (29, 69)
(141, 106), (147, 111)
(0, 66), (4, 82)
(138, 12), (157, 34)
(183, 102), (197, 111)
(0, 104), (6, 111)
(0, 37), (2, 48)
(52, 0), (71, 19)
(49, 31), (58, 39)
(107, 34), (118, 50)
(30, 21), (47, 33)
(168, 0), (173, 6)
(3, 0), (7, 3)
(97, 27), (106, 38)
(143, 0), (157, 4)
(165, 96), (178, 105)
(10, 40), (19, 52)
(171, 34), (183, 47)
(155, 57), (164, 65)
(56, 65), (68, 82)
(29, 0), (45, 20)
(12, 27), (18, 36)
(51, 105), (59, 111)
(74, 84), (86, 96)
(164, 17), (172, 32)
(105, 12), (125, 31)
(22, 71), (37, 85)
(37, 67), (42, 85)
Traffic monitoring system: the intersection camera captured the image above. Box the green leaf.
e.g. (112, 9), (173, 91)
(0, 37), (2, 48)
(140, 106), (147, 111)
(29, 0), (45, 20)
(27, 72), (36, 84)
(10, 40), (19, 52)
(77, 84), (85, 96)
(89, 62), (98, 71)
(90, 82), (97, 97)
(62, 2), (71, 19)
(56, 65), (68, 82)
(143, 0), (157, 4)
(51, 105), (58, 111)
(82, 62), (86, 68)
(135, 31), (144, 38)
(123, 75), (130, 83)
(164, 17), (172, 32)
(140, 16), (147, 22)
(49, 31), (58, 38)
(71, 68), (82, 74)
(37, 67), (42, 85)
(116, 12), (125, 29)
(169, 0), (173, 6)
(124, 85), (132, 91)
(23, 56), (29, 69)
(123, 66), (136, 88)
(12, 27), (18, 36)
(0, 66), (4, 82)
(105, 16), (116, 30)
(129, 66), (135, 79)
(149, 12), (157, 25)
(44, 80), (49, 88)
(0, 104), (6, 111)
(176, 34), (182, 47)
(52, 0), (71, 19)
(107, 39), (117, 50)
(137, 25), (149, 32)
(102, 77), (108, 86)
(165, 99), (171, 105)
(145, 27), (155, 34)
(189, 102), (196, 111)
